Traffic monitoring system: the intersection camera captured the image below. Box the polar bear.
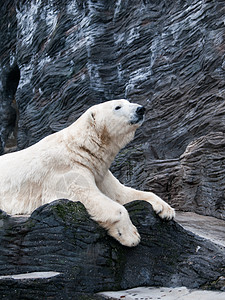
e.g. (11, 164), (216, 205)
(0, 99), (175, 246)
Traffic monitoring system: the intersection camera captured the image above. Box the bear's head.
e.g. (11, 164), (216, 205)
(88, 99), (145, 147)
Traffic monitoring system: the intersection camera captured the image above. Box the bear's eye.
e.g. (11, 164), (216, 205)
(115, 106), (121, 110)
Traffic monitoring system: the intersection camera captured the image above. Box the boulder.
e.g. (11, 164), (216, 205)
(0, 200), (224, 298)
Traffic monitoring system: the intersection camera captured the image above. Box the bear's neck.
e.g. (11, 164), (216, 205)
(65, 118), (135, 179)
(78, 133), (125, 179)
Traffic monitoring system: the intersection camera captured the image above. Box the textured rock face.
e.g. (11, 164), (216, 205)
(117, 132), (225, 219)
(0, 0), (225, 218)
(0, 200), (224, 298)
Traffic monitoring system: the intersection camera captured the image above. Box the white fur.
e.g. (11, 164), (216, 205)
(0, 99), (175, 247)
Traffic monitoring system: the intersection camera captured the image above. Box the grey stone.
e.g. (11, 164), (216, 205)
(99, 286), (225, 300)
(0, 200), (224, 298)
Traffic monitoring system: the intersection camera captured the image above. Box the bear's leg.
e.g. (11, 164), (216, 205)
(79, 187), (140, 247)
(47, 169), (139, 246)
(98, 171), (175, 220)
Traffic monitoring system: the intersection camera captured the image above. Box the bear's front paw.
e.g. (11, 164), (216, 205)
(151, 201), (175, 220)
(108, 221), (140, 247)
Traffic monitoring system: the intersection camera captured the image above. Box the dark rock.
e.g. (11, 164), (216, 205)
(123, 132), (225, 219)
(0, 0), (18, 154)
(0, 200), (224, 298)
(0, 1), (225, 218)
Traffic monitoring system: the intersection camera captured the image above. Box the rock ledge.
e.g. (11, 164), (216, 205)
(0, 200), (224, 299)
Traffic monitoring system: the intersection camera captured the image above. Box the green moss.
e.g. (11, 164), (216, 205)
(53, 201), (87, 224)
(26, 219), (35, 229)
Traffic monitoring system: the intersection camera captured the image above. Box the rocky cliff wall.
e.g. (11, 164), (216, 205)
(0, 0), (224, 219)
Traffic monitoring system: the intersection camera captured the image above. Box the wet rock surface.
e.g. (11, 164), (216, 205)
(0, 200), (224, 299)
(0, 0), (225, 219)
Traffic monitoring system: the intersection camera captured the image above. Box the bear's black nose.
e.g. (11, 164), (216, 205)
(136, 106), (146, 116)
